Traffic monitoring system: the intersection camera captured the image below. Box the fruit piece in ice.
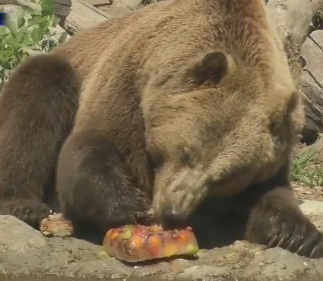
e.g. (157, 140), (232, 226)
(163, 243), (179, 257)
(103, 225), (200, 262)
(129, 234), (144, 248)
(119, 229), (132, 240)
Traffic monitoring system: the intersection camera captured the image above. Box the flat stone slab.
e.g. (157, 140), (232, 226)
(0, 200), (323, 281)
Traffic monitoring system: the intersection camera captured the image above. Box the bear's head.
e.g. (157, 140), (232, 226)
(144, 50), (304, 227)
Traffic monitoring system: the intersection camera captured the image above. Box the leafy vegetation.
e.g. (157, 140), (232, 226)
(0, 0), (68, 88)
(292, 140), (323, 187)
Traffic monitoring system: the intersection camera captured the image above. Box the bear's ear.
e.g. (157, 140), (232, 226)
(184, 50), (234, 86)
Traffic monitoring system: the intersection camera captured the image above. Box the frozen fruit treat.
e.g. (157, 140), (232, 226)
(103, 224), (199, 262)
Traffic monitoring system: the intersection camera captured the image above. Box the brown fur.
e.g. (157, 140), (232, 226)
(0, 0), (322, 257)
(0, 54), (79, 226)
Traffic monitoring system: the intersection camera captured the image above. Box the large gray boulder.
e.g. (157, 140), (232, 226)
(0, 200), (322, 281)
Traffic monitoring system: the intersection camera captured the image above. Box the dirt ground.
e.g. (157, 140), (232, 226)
(293, 182), (323, 201)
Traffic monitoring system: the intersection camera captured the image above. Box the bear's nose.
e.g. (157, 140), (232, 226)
(160, 204), (188, 229)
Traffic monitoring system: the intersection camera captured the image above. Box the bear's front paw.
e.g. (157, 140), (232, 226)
(247, 206), (323, 258)
(0, 199), (51, 227)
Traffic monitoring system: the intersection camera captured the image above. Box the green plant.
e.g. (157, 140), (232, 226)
(0, 0), (68, 88)
(291, 144), (323, 187)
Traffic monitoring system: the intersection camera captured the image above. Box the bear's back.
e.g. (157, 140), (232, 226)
(53, 0), (284, 94)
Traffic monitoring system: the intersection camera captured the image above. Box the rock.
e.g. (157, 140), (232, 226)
(299, 199), (323, 215)
(300, 30), (323, 143)
(0, 215), (47, 253)
(54, 0), (72, 27)
(0, 200), (322, 280)
(0, 3), (23, 14)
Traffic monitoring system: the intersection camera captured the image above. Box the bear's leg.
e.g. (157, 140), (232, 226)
(241, 164), (323, 258)
(0, 54), (79, 227)
(56, 131), (152, 234)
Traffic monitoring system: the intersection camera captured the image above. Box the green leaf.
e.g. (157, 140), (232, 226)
(20, 35), (34, 47)
(300, 174), (313, 185)
(51, 16), (60, 27)
(22, 0), (43, 15)
(13, 31), (24, 46)
(0, 26), (10, 36)
(58, 32), (68, 44)
(41, 0), (56, 16)
(31, 27), (42, 43)
(5, 9), (25, 34)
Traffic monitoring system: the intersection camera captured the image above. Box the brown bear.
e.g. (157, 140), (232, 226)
(0, 0), (322, 258)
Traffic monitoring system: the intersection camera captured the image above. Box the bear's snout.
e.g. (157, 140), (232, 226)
(153, 166), (209, 228)
(159, 203), (189, 229)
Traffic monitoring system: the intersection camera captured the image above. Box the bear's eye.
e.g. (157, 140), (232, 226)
(179, 151), (191, 166)
(148, 150), (164, 171)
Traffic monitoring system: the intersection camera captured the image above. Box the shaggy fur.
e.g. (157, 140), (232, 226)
(0, 0), (322, 258)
